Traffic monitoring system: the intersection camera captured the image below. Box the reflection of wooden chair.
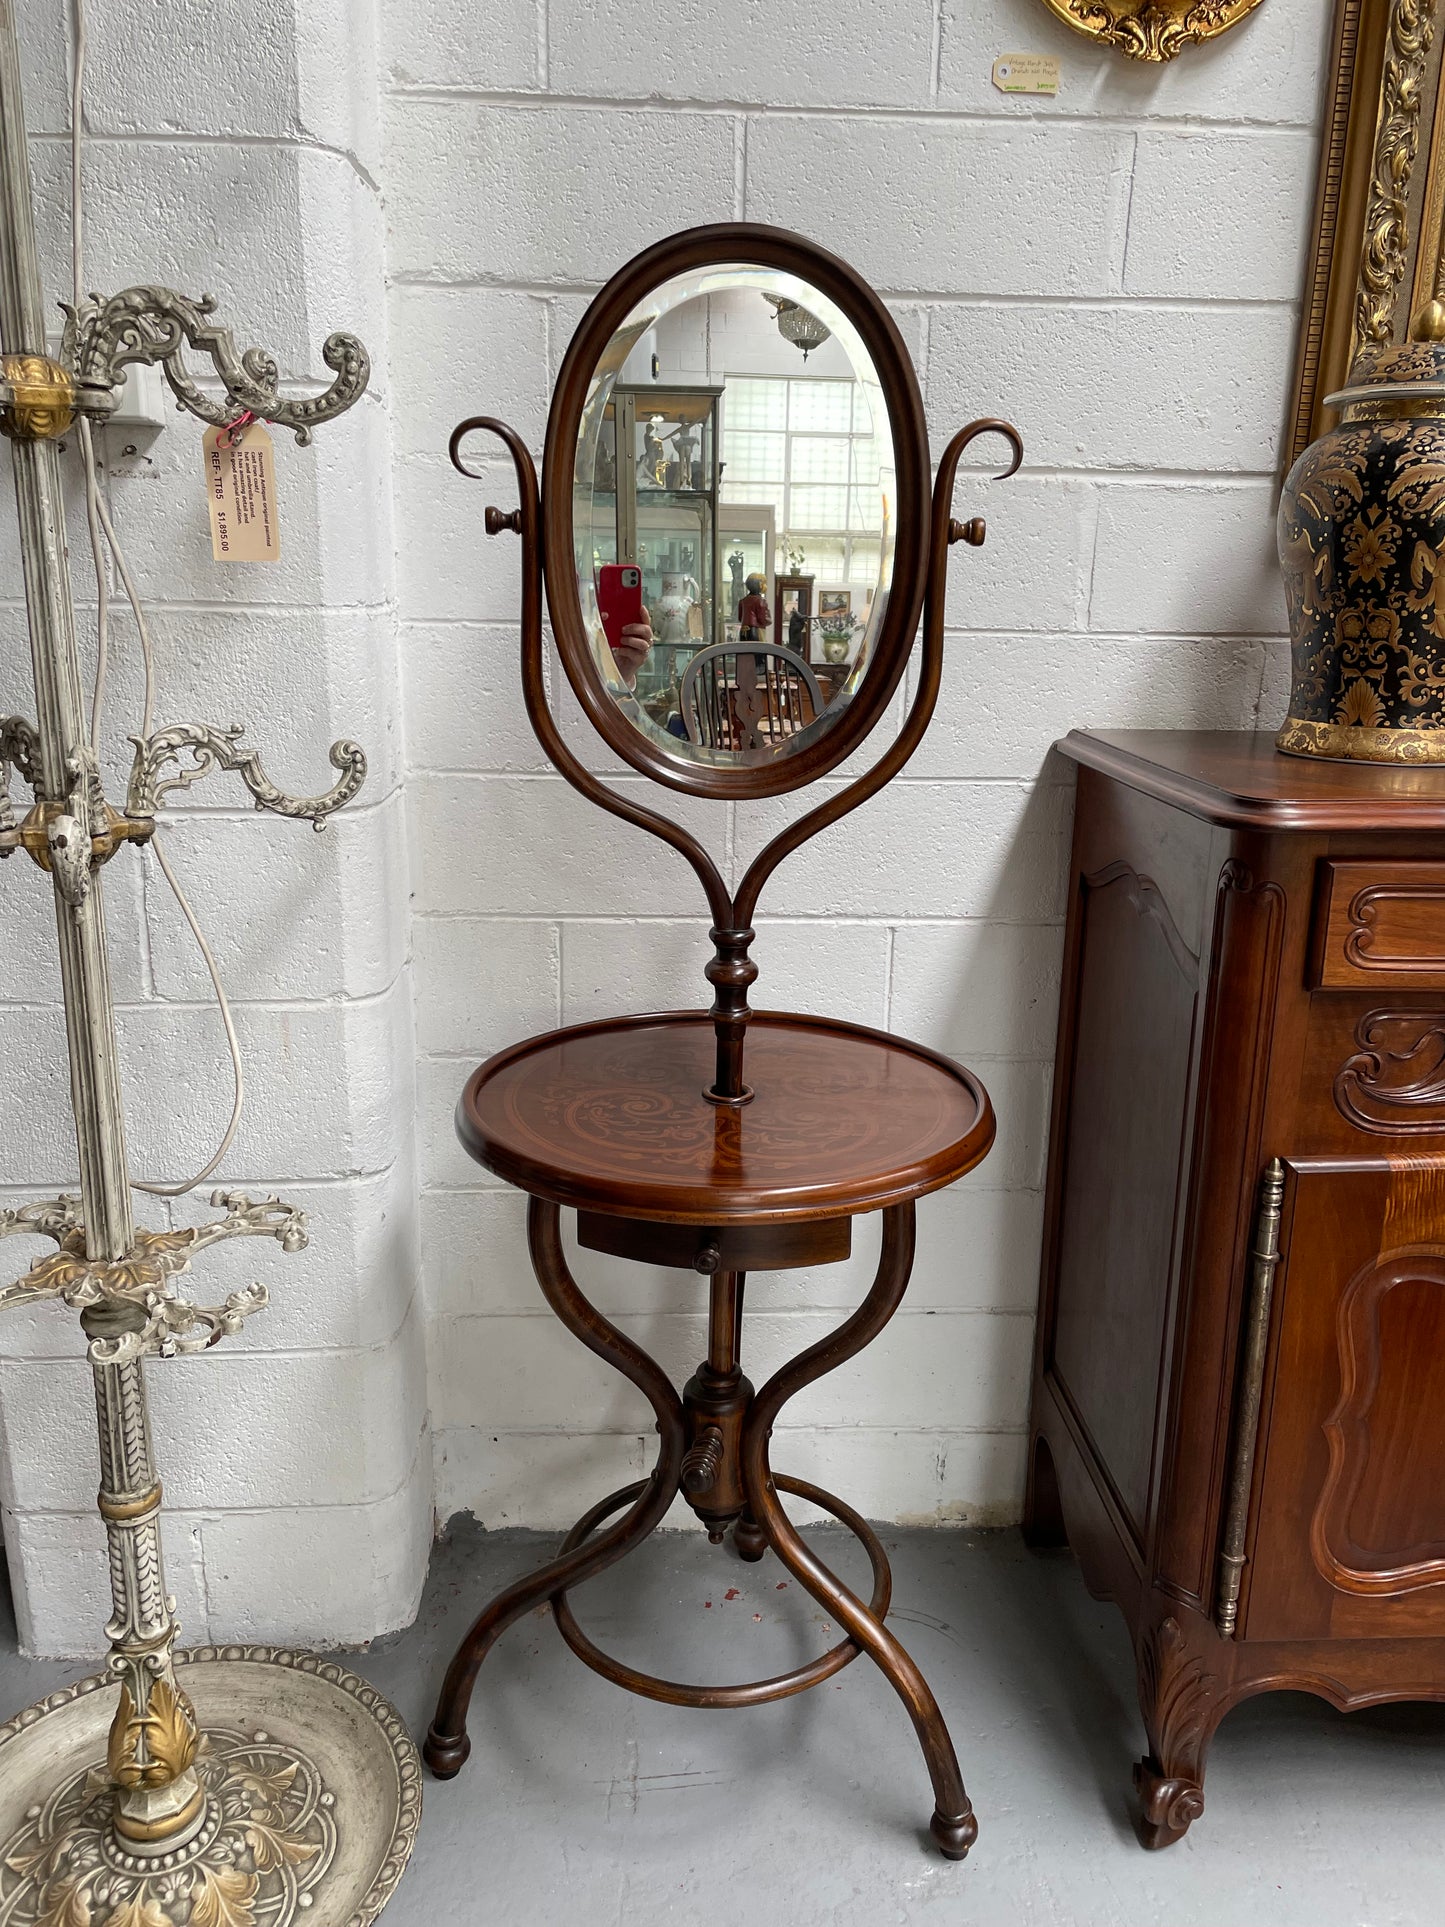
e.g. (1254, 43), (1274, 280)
(680, 642), (824, 752)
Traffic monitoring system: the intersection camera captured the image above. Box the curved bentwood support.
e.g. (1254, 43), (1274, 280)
(448, 405), (1022, 1106)
(424, 1200), (978, 1857)
(424, 1200), (687, 1777)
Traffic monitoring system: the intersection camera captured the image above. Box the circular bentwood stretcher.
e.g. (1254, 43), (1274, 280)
(426, 1010), (996, 1859)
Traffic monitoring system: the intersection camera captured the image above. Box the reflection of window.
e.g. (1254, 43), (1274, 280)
(720, 377), (882, 579)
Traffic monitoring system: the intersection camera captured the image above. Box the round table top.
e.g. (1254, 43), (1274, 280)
(456, 1011), (995, 1223)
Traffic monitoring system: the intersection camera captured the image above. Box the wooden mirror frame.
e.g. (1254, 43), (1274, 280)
(1289, 0), (1445, 463)
(540, 223), (931, 800)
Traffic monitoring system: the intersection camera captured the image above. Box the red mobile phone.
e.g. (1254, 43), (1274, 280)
(597, 563), (643, 652)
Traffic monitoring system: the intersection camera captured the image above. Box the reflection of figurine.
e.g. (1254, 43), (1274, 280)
(727, 549), (746, 608)
(788, 604), (807, 653)
(639, 416), (667, 488)
(738, 571), (771, 641)
(657, 572), (700, 646)
(669, 420), (700, 490)
(594, 434), (616, 493)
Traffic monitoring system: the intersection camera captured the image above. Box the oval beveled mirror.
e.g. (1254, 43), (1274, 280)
(542, 227), (930, 798)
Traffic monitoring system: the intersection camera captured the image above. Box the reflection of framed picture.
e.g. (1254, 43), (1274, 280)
(774, 573), (813, 656)
(818, 589), (851, 618)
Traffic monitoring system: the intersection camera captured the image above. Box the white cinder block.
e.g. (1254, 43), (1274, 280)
(763, 1427), (1030, 1528)
(0, 1005), (83, 1183)
(384, 0), (540, 91)
(927, 303), (1296, 474)
(890, 921), (1063, 1061)
(910, 1184), (1045, 1314)
(1090, 481), (1287, 635)
(936, 477), (1095, 634)
(143, 796), (405, 1004)
(114, 604), (404, 803)
(384, 102), (736, 285)
(4, 1508), (209, 1660)
(14, 7), (69, 136)
(1124, 130), (1318, 301)
(415, 916), (559, 1056)
(549, 0), (934, 109)
(435, 1428), (647, 1531)
(911, 634), (1271, 781)
(935, 0), (1328, 129)
(745, 120), (1133, 296)
(417, 1053), (499, 1189)
(0, 853), (147, 1005)
(80, 0), (381, 165)
(197, 1464), (433, 1643)
(30, 142), (384, 391)
(114, 988), (410, 1185)
(404, 623), (551, 775)
(560, 918), (712, 1024)
(0, 1303), (424, 1511)
(394, 452), (525, 623)
(105, 394), (392, 613)
(389, 287), (552, 461)
(733, 779), (1072, 923)
(411, 773), (725, 917)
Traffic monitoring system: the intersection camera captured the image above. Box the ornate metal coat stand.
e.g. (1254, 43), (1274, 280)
(0, 14), (418, 1923)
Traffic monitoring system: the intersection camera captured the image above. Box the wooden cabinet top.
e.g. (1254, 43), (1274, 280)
(1060, 730), (1445, 834)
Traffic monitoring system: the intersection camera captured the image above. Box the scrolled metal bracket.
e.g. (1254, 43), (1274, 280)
(61, 285), (370, 444)
(127, 722), (367, 829)
(0, 1187), (308, 1364)
(0, 713), (39, 856)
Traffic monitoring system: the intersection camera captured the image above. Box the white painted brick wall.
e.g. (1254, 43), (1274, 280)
(0, 1), (429, 1655)
(386, 1), (1329, 1535)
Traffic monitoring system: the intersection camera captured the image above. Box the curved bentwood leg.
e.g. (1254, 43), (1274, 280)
(740, 1202), (978, 1859)
(424, 1198), (686, 1778)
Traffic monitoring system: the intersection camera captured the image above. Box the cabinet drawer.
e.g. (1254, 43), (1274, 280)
(1311, 861), (1445, 990)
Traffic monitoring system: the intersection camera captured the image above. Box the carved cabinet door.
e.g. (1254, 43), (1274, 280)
(1245, 1160), (1445, 1641)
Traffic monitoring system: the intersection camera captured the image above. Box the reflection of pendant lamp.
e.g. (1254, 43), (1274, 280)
(764, 294), (831, 360)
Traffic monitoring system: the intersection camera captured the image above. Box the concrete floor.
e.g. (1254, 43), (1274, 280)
(4, 1522), (1442, 1925)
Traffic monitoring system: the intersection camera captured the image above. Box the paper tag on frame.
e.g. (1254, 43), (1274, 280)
(203, 422), (281, 561)
(992, 54), (1060, 96)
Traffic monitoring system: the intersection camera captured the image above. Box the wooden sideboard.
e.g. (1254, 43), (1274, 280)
(1026, 730), (1445, 1848)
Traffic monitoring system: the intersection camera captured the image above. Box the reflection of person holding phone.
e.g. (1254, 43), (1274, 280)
(611, 609), (653, 687)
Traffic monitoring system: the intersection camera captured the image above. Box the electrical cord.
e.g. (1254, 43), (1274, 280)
(70, 0), (246, 1197)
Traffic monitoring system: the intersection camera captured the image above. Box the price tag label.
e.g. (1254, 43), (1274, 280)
(992, 54), (1061, 96)
(203, 422), (281, 562)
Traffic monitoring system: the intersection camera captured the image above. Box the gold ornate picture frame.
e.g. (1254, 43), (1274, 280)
(1288, 0), (1445, 462)
(1034, 1), (1265, 63)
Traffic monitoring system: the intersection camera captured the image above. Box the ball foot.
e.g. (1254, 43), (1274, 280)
(929, 1807), (977, 1861)
(423, 1724), (471, 1780)
(733, 1513), (767, 1563)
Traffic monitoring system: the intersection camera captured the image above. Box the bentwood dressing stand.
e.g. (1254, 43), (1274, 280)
(421, 224), (1023, 1858)
(1027, 729), (1445, 1848)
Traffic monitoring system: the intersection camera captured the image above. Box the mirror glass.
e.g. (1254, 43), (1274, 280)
(572, 265), (897, 768)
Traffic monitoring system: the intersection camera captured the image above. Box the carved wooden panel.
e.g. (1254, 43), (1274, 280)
(1312, 1246), (1445, 1594)
(1334, 1008), (1445, 1134)
(1247, 1161), (1445, 1640)
(1312, 861), (1445, 989)
(1048, 861), (1199, 1549)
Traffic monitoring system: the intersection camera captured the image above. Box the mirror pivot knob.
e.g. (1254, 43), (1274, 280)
(485, 506), (523, 536)
(948, 516), (986, 548)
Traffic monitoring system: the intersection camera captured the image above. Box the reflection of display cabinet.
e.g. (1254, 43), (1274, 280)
(1028, 731), (1445, 1851)
(598, 384), (722, 712)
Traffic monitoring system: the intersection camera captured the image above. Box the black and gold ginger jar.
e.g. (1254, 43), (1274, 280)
(1278, 304), (1445, 762)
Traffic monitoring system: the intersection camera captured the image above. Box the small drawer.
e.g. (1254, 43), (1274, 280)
(1311, 861), (1445, 990)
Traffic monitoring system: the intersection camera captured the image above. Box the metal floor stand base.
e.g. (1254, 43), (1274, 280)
(0, 1648), (421, 1927)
